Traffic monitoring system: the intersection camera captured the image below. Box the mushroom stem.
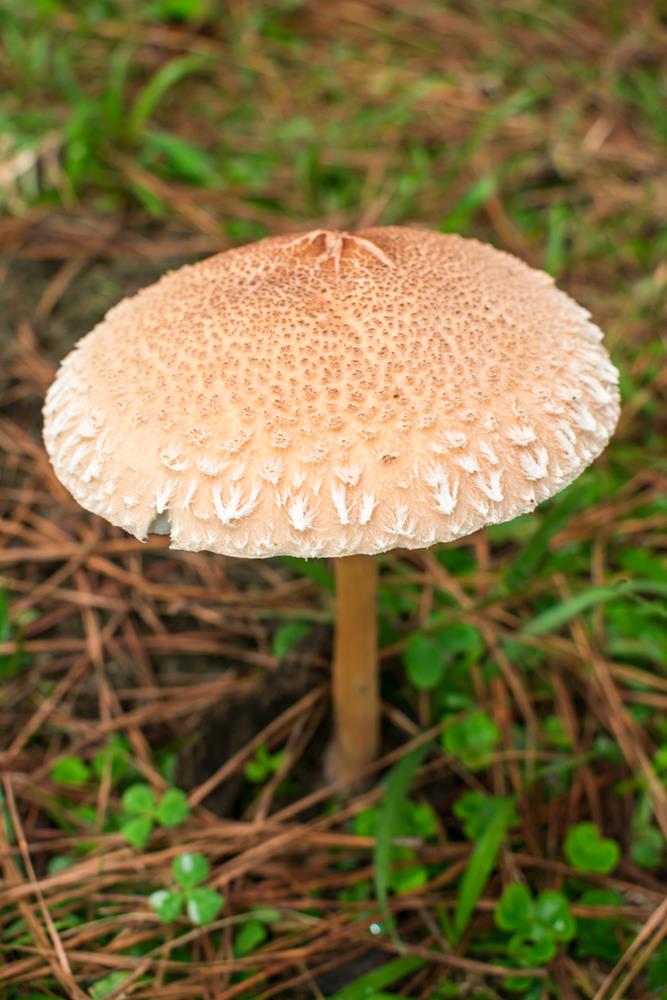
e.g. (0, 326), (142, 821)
(329, 554), (380, 785)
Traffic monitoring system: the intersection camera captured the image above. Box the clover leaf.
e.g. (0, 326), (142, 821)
(155, 788), (189, 828)
(149, 852), (224, 926)
(495, 883), (533, 931)
(454, 790), (517, 839)
(187, 887), (224, 926)
(495, 884), (575, 968)
(173, 851), (209, 888)
(404, 633), (446, 691)
(120, 783), (190, 848)
(442, 710), (499, 767)
(508, 923), (557, 965)
(234, 917), (269, 957)
(122, 784), (156, 814)
(244, 743), (285, 784)
(564, 823), (620, 874)
(51, 756), (91, 787)
(534, 890), (576, 941)
(121, 815), (154, 849)
(149, 888), (184, 923)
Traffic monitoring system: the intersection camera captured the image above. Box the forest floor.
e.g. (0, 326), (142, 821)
(1, 2), (666, 998)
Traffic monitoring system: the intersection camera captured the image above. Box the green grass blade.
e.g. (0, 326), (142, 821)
(522, 579), (667, 636)
(545, 202), (569, 277)
(326, 956), (424, 1000)
(453, 797), (514, 943)
(129, 55), (210, 136)
(505, 481), (590, 593)
(439, 174), (496, 234)
(103, 44), (133, 132)
(374, 741), (431, 935)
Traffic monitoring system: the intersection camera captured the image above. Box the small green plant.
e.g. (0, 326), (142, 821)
(0, 591), (34, 678)
(50, 755), (91, 786)
(564, 823), (620, 874)
(92, 734), (132, 784)
(234, 917), (269, 957)
(271, 621), (311, 658)
(649, 941), (667, 996)
(120, 783), (189, 848)
(630, 793), (665, 870)
(449, 791), (517, 943)
(442, 711), (500, 768)
(404, 632), (446, 690)
(403, 623), (484, 692)
(89, 971), (133, 999)
(244, 743), (285, 784)
(149, 852), (224, 926)
(495, 883), (576, 965)
(542, 714), (573, 751)
(573, 889), (624, 963)
(355, 794), (438, 895)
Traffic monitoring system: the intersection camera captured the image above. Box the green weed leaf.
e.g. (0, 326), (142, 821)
(442, 711), (499, 766)
(51, 756), (90, 786)
(454, 789), (517, 839)
(92, 735), (130, 784)
(173, 851), (209, 888)
(156, 787), (189, 828)
(244, 743), (285, 784)
(404, 633), (445, 690)
(495, 884), (533, 931)
(149, 888), (184, 922)
(508, 925), (556, 965)
(574, 889), (624, 963)
(534, 891), (576, 941)
(187, 886), (224, 925)
(89, 971), (131, 999)
(649, 942), (667, 991)
(121, 783), (156, 814)
(121, 815), (153, 848)
(564, 823), (620, 874)
(234, 917), (269, 956)
(272, 621), (311, 658)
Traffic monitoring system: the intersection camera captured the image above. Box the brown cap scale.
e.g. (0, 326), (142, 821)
(43, 227), (619, 558)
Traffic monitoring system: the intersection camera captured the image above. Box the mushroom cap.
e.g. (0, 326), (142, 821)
(43, 227), (619, 558)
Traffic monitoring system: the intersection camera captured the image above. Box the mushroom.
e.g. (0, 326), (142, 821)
(43, 227), (620, 784)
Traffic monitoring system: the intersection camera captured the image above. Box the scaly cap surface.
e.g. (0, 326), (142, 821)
(43, 227), (620, 557)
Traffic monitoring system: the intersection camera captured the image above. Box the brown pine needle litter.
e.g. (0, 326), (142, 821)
(1, 1), (667, 997)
